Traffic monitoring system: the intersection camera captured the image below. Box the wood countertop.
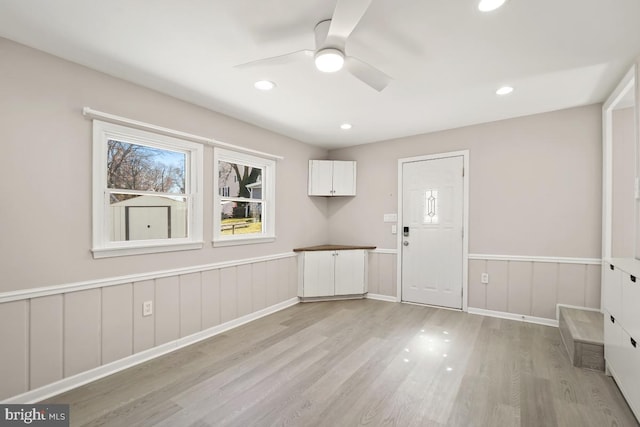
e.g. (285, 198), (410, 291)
(293, 244), (376, 252)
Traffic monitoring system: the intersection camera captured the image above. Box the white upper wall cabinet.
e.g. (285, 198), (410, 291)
(308, 160), (356, 196)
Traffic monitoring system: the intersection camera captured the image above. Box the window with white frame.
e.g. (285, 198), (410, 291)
(92, 120), (203, 258)
(213, 147), (275, 246)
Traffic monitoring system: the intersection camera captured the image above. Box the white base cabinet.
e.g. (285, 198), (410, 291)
(603, 258), (640, 420)
(297, 248), (369, 299)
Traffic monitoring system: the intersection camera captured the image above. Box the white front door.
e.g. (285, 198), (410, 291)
(401, 155), (464, 308)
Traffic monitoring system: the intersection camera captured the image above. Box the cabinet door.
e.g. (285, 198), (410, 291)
(332, 161), (356, 196)
(604, 263), (622, 318)
(622, 272), (640, 340)
(308, 160), (334, 196)
(334, 250), (365, 295)
(302, 251), (335, 297)
(618, 328), (640, 418)
(604, 310), (622, 374)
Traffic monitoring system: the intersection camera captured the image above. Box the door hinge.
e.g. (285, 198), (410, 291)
(462, 167), (465, 177)
(462, 227), (464, 239)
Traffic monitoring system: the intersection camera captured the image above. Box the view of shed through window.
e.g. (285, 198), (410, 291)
(107, 140), (188, 241)
(218, 160), (264, 235)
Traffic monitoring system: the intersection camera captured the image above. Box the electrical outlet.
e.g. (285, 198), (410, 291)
(391, 224), (397, 235)
(143, 300), (153, 316)
(481, 273), (489, 284)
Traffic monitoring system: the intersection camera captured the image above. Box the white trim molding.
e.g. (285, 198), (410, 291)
(366, 293), (397, 302)
(468, 253), (601, 265)
(83, 107), (284, 161)
(2, 297), (299, 404)
(370, 248), (397, 254)
(468, 307), (558, 328)
(0, 252), (296, 303)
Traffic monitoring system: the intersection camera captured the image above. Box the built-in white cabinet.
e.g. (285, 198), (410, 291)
(295, 245), (373, 299)
(603, 258), (640, 420)
(308, 160), (356, 196)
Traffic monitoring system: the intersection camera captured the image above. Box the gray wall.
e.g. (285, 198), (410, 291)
(328, 105), (602, 257)
(0, 37), (328, 293)
(612, 107), (636, 258)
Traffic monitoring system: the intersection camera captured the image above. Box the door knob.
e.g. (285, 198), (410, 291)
(403, 241), (409, 246)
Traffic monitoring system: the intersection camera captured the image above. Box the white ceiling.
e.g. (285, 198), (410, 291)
(1, 0), (639, 149)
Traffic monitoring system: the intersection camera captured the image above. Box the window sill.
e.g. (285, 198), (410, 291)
(212, 236), (276, 247)
(92, 241), (204, 259)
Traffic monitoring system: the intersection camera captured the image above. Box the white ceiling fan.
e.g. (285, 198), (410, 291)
(235, 0), (391, 92)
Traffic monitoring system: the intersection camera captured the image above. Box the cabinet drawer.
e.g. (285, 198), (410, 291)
(604, 311), (622, 372)
(604, 263), (622, 318)
(622, 272), (640, 340)
(618, 329), (640, 419)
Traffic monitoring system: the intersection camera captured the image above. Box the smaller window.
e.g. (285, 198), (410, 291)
(213, 148), (275, 246)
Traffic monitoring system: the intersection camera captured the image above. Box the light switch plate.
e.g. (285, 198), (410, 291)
(383, 213), (398, 223)
(391, 225), (397, 234)
(481, 273), (489, 284)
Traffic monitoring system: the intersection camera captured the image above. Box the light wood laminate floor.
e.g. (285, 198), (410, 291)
(43, 300), (639, 426)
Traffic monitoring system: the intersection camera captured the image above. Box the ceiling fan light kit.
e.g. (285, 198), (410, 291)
(315, 48), (345, 73)
(234, 0), (390, 91)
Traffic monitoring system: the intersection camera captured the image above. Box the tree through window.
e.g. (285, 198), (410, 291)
(214, 148), (275, 246)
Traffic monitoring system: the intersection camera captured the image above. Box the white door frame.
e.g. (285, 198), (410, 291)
(396, 150), (470, 311)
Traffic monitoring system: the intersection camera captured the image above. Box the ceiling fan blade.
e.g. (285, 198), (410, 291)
(234, 50), (314, 68)
(344, 56), (391, 92)
(325, 0), (372, 48)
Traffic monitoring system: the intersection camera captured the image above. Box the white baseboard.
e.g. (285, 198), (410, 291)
(366, 293), (398, 302)
(3, 297), (300, 404)
(468, 253), (601, 265)
(467, 307), (558, 327)
(370, 249), (398, 255)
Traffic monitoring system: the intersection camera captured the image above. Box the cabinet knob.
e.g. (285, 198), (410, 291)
(631, 275), (637, 283)
(610, 315), (615, 323)
(632, 337), (637, 348)
(609, 264), (615, 270)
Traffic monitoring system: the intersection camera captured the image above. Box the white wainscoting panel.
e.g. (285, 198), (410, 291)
(468, 255), (601, 320)
(368, 250), (398, 299)
(0, 253), (299, 401)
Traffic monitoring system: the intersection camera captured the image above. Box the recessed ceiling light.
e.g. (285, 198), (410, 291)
(496, 86), (514, 95)
(315, 48), (345, 73)
(254, 80), (276, 91)
(340, 123), (352, 130)
(478, 0), (507, 12)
